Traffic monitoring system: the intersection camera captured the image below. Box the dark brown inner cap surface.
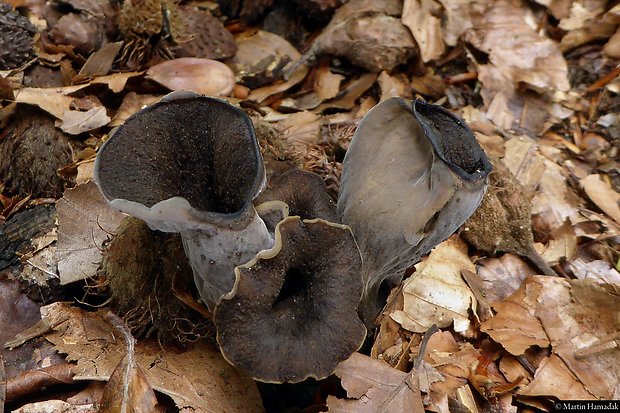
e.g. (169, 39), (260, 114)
(215, 217), (365, 383)
(97, 97), (262, 214)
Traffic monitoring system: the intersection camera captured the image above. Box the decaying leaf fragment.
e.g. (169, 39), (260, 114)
(463, 0), (570, 129)
(402, 0), (445, 62)
(99, 315), (159, 413)
(327, 352), (424, 412)
(482, 276), (620, 399)
(390, 237), (478, 334)
(36, 302), (265, 412)
(55, 182), (124, 285)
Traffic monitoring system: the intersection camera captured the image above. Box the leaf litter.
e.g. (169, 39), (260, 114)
(0, 0), (619, 411)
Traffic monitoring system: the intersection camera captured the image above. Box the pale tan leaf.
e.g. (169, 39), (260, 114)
(14, 86), (88, 119)
(534, 278), (620, 399)
(402, 0), (445, 62)
(91, 72), (143, 94)
(437, 0), (473, 45)
(477, 254), (536, 303)
(390, 237), (477, 334)
(378, 72), (411, 101)
(55, 182), (124, 285)
(99, 336), (159, 413)
(147, 58), (235, 96)
(581, 174), (620, 224)
(59, 107), (111, 135)
(538, 219), (577, 265)
(12, 400), (97, 413)
(314, 65), (345, 100)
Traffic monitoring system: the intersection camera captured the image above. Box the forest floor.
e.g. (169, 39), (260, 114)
(1, 0), (619, 412)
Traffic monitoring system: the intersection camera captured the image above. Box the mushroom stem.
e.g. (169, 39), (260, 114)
(181, 206), (275, 309)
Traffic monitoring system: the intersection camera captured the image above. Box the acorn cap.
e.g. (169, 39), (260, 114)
(214, 216), (366, 383)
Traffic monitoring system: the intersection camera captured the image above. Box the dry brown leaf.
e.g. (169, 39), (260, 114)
(58, 107), (111, 135)
(55, 182), (124, 285)
(476, 254), (536, 303)
(13, 400), (97, 413)
(480, 278), (550, 355)
(13, 85), (88, 119)
(38, 302), (264, 412)
(418, 331), (480, 413)
(74, 41), (123, 82)
(99, 316), (159, 413)
(518, 354), (595, 399)
(437, 0), (473, 46)
(484, 276), (620, 399)
(249, 67), (309, 103)
(402, 0), (445, 62)
(581, 174), (620, 224)
(275, 111), (322, 153)
(314, 64), (344, 101)
(538, 219), (577, 265)
(568, 258), (620, 284)
(146, 58), (235, 96)
(91, 72), (143, 94)
(534, 278), (620, 398)
(315, 73), (378, 112)
(327, 352), (424, 413)
(109, 92), (161, 127)
(378, 71), (411, 101)
(390, 237), (477, 334)
(464, 0), (569, 129)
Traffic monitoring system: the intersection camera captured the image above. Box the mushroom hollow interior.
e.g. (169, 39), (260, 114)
(95, 95), (263, 215)
(214, 217), (366, 383)
(413, 99), (491, 179)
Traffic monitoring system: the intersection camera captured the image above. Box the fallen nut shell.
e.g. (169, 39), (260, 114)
(147, 57), (236, 96)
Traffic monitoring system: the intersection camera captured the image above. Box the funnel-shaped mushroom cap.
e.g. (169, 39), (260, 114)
(214, 216), (366, 383)
(95, 91), (265, 232)
(255, 169), (337, 222)
(338, 97), (492, 325)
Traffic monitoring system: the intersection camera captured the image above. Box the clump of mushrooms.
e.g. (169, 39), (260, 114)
(95, 92), (366, 382)
(338, 97), (492, 325)
(94, 92), (490, 382)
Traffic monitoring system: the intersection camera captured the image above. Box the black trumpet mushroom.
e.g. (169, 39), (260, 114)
(95, 91), (278, 310)
(337, 97), (492, 326)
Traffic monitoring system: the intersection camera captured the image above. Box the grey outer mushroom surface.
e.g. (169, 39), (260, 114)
(95, 91), (278, 310)
(337, 97), (492, 326)
(214, 216), (366, 383)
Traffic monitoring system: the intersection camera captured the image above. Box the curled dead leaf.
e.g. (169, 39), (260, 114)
(390, 237), (478, 334)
